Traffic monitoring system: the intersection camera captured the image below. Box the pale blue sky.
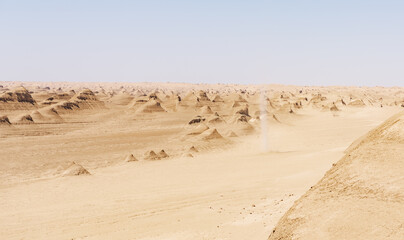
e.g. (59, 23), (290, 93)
(0, 1), (403, 86)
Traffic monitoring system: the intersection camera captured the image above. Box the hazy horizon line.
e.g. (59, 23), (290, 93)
(1, 80), (402, 88)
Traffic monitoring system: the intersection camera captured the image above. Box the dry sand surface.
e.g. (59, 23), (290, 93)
(268, 111), (404, 240)
(0, 81), (403, 240)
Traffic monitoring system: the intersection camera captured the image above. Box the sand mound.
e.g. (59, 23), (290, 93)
(197, 90), (211, 102)
(144, 150), (160, 160)
(200, 128), (224, 140)
(181, 92), (200, 106)
(30, 110), (47, 122)
(211, 95), (224, 102)
(0, 115), (11, 125)
(231, 101), (242, 108)
(55, 101), (80, 111)
(199, 105), (214, 115)
(16, 114), (34, 124)
(268, 111), (404, 240)
(127, 98), (148, 110)
(348, 99), (366, 107)
(229, 114), (255, 134)
(27, 107), (64, 123)
(189, 146), (199, 153)
(0, 86), (37, 110)
(182, 92), (196, 101)
(62, 162), (91, 176)
(55, 89), (105, 111)
(147, 91), (164, 102)
(227, 131), (238, 137)
(158, 150), (169, 159)
(330, 103), (340, 111)
(73, 89), (99, 101)
(4, 87), (35, 103)
(143, 150), (168, 160)
(136, 99), (166, 113)
(41, 107), (64, 123)
(125, 154), (138, 162)
(72, 89), (106, 109)
(308, 94), (327, 107)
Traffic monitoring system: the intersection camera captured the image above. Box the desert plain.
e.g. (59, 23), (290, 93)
(0, 81), (403, 240)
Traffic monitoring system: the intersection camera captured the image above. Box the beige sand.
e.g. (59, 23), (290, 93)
(268, 111), (404, 240)
(0, 81), (403, 239)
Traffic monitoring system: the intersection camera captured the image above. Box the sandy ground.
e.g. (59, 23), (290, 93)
(0, 82), (403, 239)
(268, 111), (404, 240)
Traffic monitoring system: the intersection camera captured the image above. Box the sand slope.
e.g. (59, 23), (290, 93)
(1, 81), (404, 240)
(268, 111), (404, 240)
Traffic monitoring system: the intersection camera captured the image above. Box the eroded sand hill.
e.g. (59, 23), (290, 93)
(268, 112), (404, 240)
